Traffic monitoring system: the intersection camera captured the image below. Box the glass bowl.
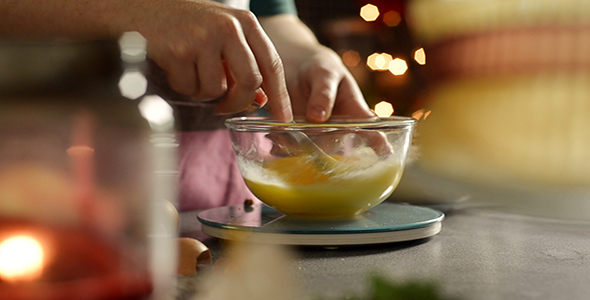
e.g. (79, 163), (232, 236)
(225, 116), (416, 218)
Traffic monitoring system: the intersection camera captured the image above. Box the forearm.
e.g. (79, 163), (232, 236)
(258, 14), (325, 63)
(0, 0), (139, 39)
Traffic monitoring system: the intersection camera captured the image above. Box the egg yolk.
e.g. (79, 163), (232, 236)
(242, 155), (403, 218)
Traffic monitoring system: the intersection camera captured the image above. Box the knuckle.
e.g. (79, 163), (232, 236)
(190, 26), (210, 44)
(314, 63), (341, 82)
(316, 89), (333, 101)
(166, 41), (193, 61)
(236, 74), (263, 90)
(217, 15), (241, 38)
(267, 56), (285, 77)
(235, 10), (259, 28)
(314, 65), (332, 77)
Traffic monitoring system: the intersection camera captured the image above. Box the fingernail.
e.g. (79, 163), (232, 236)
(246, 88), (268, 112)
(308, 106), (327, 122)
(246, 101), (262, 112)
(254, 88), (268, 108)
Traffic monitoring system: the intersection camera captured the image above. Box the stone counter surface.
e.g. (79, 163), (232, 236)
(179, 204), (590, 300)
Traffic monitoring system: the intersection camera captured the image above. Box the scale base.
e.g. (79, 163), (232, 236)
(197, 202), (444, 246)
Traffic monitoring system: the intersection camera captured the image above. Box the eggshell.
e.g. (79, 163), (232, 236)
(177, 237), (211, 276)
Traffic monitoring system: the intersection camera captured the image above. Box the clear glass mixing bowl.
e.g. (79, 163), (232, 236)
(226, 116), (416, 218)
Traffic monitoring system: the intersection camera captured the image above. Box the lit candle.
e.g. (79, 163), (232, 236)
(0, 234), (46, 282)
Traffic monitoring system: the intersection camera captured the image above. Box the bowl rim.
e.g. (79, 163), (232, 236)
(225, 116), (416, 131)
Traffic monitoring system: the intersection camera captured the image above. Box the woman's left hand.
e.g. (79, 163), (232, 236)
(259, 15), (375, 123)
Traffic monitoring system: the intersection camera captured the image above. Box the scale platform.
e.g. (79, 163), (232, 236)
(197, 202), (444, 246)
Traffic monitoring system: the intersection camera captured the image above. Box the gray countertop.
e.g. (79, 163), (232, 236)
(179, 204), (590, 300)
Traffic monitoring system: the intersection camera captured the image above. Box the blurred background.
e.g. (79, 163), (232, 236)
(293, 0), (590, 220)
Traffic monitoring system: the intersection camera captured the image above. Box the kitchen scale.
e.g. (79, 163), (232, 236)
(197, 202), (444, 246)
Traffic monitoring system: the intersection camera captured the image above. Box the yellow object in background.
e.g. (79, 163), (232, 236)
(397, 0), (590, 220)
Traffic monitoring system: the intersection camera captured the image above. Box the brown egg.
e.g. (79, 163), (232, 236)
(177, 237), (211, 276)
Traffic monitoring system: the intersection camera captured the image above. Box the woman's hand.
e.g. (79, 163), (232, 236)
(130, 0), (292, 121)
(259, 14), (375, 123)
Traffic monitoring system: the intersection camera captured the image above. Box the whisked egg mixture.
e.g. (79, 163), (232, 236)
(239, 150), (404, 218)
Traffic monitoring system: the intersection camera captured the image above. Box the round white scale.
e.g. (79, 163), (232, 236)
(197, 202), (444, 246)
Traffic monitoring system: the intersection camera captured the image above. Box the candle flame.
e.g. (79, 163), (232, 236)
(0, 235), (45, 282)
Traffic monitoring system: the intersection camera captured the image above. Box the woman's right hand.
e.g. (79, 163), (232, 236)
(123, 0), (293, 121)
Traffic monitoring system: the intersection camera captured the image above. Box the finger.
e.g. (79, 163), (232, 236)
(305, 67), (340, 123)
(364, 131), (394, 157)
(265, 133), (303, 157)
(333, 73), (375, 117)
(149, 40), (199, 96)
(163, 60), (198, 96)
(223, 61), (234, 87)
(216, 18), (264, 115)
(246, 88), (268, 112)
(194, 53), (227, 101)
(254, 88), (268, 107)
(239, 12), (292, 122)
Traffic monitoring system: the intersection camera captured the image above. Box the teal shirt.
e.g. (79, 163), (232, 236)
(250, 0), (297, 16)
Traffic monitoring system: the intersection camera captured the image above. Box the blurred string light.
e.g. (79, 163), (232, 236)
(374, 101), (394, 117)
(360, 4), (380, 22)
(342, 50), (361, 67)
(414, 48), (426, 65)
(118, 70), (148, 99)
(367, 52), (392, 71)
(411, 109), (432, 121)
(119, 31), (147, 64)
(118, 31), (148, 100)
(382, 10), (402, 27)
(138, 95), (175, 131)
(366, 53), (408, 76)
(388, 58), (408, 75)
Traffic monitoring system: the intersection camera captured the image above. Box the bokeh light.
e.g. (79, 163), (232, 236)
(388, 58), (408, 75)
(118, 70), (148, 100)
(138, 95), (175, 131)
(383, 10), (402, 27)
(374, 101), (394, 117)
(119, 31), (147, 64)
(360, 4), (380, 22)
(366, 53), (380, 70)
(367, 53), (393, 71)
(411, 109), (432, 121)
(414, 48), (426, 65)
(342, 50), (361, 67)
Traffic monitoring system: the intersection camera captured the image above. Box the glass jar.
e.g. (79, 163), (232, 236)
(0, 33), (177, 299)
